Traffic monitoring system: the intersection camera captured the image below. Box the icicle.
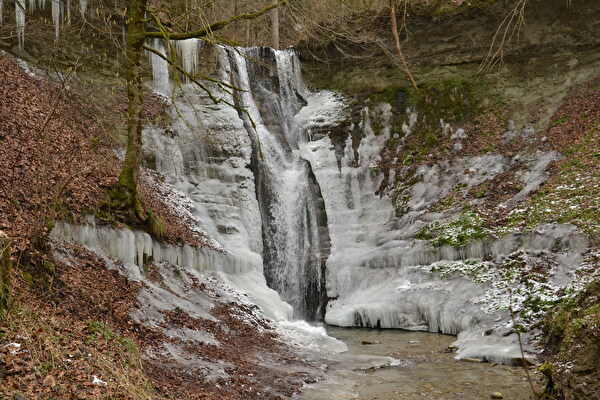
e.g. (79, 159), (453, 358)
(175, 39), (201, 80)
(79, 0), (86, 15)
(51, 0), (60, 39)
(66, 0), (70, 23)
(0, 0), (3, 27)
(28, 0), (36, 13)
(16, 0), (26, 49)
(147, 39), (171, 95)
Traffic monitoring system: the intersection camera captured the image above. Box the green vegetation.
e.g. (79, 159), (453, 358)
(86, 320), (139, 362)
(541, 277), (600, 398)
(494, 123), (600, 239)
(551, 116), (569, 126)
(416, 210), (489, 247)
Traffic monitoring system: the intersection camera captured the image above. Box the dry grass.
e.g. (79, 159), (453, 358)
(0, 304), (159, 399)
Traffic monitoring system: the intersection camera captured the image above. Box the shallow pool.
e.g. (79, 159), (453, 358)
(300, 327), (539, 399)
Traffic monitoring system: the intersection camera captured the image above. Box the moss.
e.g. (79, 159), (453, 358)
(551, 116), (569, 126)
(416, 210), (489, 247)
(19, 260), (56, 293)
(146, 209), (166, 240)
(544, 278), (600, 348)
(540, 277), (600, 398)
(86, 320), (139, 362)
(473, 189), (487, 198)
(539, 361), (553, 379)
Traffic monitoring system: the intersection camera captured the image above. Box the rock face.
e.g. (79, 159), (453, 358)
(541, 277), (600, 400)
(301, 0), (600, 130)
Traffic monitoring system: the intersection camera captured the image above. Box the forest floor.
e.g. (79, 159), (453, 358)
(0, 55), (315, 399)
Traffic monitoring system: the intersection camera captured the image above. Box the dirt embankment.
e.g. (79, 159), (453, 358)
(0, 56), (314, 399)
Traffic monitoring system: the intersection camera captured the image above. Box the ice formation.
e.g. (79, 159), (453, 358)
(16, 0), (26, 48)
(51, 0), (60, 39)
(50, 39), (593, 365)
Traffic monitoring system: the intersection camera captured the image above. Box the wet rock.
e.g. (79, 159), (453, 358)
(361, 340), (381, 345)
(490, 392), (504, 399)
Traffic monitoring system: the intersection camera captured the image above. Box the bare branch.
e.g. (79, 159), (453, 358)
(142, 45), (256, 129)
(145, 1), (286, 41)
(390, 0), (418, 91)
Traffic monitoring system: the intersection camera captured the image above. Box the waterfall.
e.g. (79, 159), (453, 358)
(148, 38), (170, 96)
(175, 39), (202, 80)
(144, 40), (330, 321)
(224, 46), (329, 321)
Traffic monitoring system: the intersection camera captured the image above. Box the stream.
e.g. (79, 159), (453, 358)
(302, 327), (536, 400)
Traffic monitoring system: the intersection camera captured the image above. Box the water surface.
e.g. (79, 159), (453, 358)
(301, 327), (538, 399)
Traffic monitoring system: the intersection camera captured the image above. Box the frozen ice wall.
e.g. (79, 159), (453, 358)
(295, 88), (590, 364)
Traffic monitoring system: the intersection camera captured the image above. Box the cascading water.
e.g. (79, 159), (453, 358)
(51, 0), (61, 39)
(144, 41), (329, 321)
(223, 46), (329, 321)
(16, 0), (25, 48)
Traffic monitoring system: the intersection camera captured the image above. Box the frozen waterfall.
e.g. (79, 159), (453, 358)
(49, 37), (592, 366)
(145, 41), (329, 321)
(223, 46), (329, 321)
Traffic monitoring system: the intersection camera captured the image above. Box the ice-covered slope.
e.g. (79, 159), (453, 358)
(295, 90), (592, 364)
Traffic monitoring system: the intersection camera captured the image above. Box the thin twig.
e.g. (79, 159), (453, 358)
(389, 0), (418, 91)
(509, 289), (539, 400)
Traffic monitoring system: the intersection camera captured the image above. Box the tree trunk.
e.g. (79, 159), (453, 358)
(270, 1), (280, 49)
(112, 0), (148, 220)
(0, 231), (12, 312)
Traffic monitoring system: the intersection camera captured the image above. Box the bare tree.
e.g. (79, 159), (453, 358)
(389, 0), (418, 91)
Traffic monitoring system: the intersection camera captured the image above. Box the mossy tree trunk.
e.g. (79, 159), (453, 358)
(110, 0), (149, 222)
(0, 231), (12, 312)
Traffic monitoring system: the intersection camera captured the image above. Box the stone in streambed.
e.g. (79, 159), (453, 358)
(491, 392), (504, 399)
(361, 340), (381, 345)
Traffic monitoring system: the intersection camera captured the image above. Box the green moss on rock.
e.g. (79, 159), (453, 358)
(541, 278), (600, 399)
